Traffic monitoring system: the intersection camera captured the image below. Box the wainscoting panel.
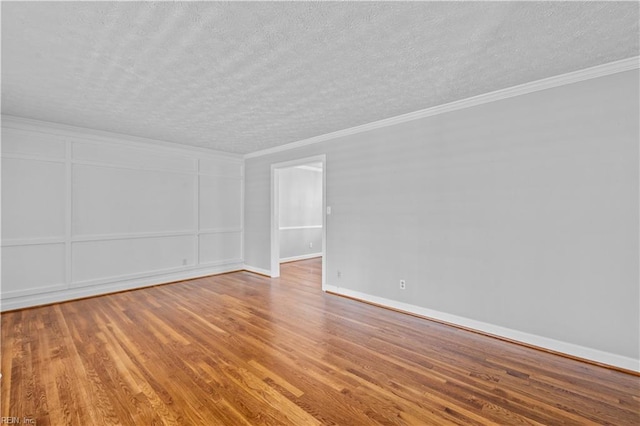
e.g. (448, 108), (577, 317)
(199, 175), (242, 230)
(1, 116), (244, 310)
(1, 157), (66, 240)
(199, 231), (242, 265)
(72, 164), (196, 236)
(71, 235), (197, 286)
(1, 243), (66, 297)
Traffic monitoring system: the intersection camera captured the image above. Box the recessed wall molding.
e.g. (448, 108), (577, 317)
(1, 237), (66, 247)
(245, 56), (640, 159)
(0, 153), (66, 163)
(71, 230), (197, 242)
(199, 228), (243, 234)
(1, 118), (244, 311)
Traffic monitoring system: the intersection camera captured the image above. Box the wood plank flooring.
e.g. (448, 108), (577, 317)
(1, 258), (638, 425)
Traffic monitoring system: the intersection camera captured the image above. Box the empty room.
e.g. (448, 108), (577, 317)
(1, 2), (639, 425)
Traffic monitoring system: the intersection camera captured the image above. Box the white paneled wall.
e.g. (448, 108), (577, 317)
(1, 117), (243, 310)
(72, 165), (197, 235)
(3, 158), (66, 240)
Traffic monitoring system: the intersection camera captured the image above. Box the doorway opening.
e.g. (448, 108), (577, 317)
(271, 155), (326, 290)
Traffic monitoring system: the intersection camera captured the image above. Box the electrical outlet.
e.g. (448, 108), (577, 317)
(337, 270), (342, 278)
(399, 280), (406, 290)
(182, 259), (188, 266)
(309, 242), (313, 248)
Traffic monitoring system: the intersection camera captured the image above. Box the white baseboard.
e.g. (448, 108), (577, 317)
(0, 262), (244, 312)
(324, 285), (639, 373)
(242, 264), (272, 277)
(280, 253), (322, 263)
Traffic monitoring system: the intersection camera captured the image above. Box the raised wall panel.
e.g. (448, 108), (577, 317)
(1, 244), (66, 296)
(73, 143), (196, 173)
(1, 127), (66, 159)
(199, 232), (242, 264)
(72, 165), (196, 236)
(200, 157), (242, 177)
(1, 158), (66, 240)
(199, 176), (242, 230)
(72, 235), (196, 285)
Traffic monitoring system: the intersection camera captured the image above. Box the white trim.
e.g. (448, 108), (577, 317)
(1, 117), (246, 310)
(3, 229), (244, 246)
(242, 264), (272, 277)
(240, 162), (246, 265)
(71, 230), (196, 243)
(65, 140), (73, 288)
(199, 227), (243, 234)
(69, 260), (244, 289)
(324, 285), (640, 373)
(71, 158), (197, 176)
(280, 253), (322, 263)
(2, 237), (66, 247)
(246, 56), (640, 159)
(194, 159), (201, 266)
(1, 150), (241, 178)
(271, 164), (281, 278)
(321, 158), (327, 291)
(2, 115), (242, 160)
(0, 153), (66, 163)
(271, 155), (327, 280)
(279, 225), (323, 231)
(0, 263), (244, 312)
(1, 283), (69, 299)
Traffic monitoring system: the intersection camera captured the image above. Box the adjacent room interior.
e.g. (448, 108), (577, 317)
(1, 2), (639, 425)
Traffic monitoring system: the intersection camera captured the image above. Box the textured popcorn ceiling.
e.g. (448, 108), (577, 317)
(2, 2), (638, 154)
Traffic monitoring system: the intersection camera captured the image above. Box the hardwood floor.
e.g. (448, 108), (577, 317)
(1, 258), (638, 425)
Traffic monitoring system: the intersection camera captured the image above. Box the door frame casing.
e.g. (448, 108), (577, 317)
(270, 154), (326, 290)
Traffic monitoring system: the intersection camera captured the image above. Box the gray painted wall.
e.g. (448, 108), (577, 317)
(279, 228), (322, 260)
(244, 70), (640, 362)
(278, 166), (323, 260)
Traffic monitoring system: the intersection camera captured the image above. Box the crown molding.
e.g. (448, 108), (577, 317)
(245, 56), (640, 159)
(1, 115), (243, 160)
